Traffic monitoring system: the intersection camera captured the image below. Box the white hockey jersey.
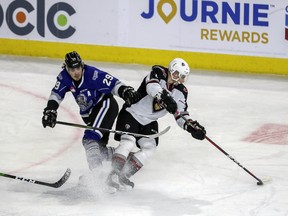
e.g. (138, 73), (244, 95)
(126, 65), (192, 128)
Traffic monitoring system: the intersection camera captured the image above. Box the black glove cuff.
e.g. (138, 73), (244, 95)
(46, 100), (59, 111)
(118, 86), (134, 99)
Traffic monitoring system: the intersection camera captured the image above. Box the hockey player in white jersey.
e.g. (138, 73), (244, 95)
(107, 58), (206, 189)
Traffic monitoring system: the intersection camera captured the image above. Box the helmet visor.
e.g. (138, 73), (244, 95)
(171, 70), (188, 83)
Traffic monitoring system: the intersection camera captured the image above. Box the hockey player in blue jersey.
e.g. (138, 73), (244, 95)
(42, 51), (141, 171)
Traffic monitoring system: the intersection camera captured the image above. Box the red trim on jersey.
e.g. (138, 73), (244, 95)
(146, 79), (159, 84)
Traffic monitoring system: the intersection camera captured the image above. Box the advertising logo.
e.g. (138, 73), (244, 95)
(141, 0), (269, 26)
(0, 0), (76, 39)
(286, 6), (288, 40)
(141, 0), (270, 44)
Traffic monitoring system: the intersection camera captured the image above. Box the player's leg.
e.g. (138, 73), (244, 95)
(111, 109), (141, 171)
(107, 109), (140, 188)
(120, 121), (158, 180)
(82, 95), (119, 170)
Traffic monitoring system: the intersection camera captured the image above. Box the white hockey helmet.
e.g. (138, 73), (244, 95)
(168, 58), (190, 83)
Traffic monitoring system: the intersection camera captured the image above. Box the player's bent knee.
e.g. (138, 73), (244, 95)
(115, 135), (136, 157)
(142, 142), (157, 157)
(120, 135), (136, 150)
(138, 138), (157, 151)
(134, 139), (157, 164)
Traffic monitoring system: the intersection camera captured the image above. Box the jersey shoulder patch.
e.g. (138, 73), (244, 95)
(151, 65), (168, 80)
(57, 69), (69, 81)
(175, 84), (188, 99)
(56, 70), (71, 86)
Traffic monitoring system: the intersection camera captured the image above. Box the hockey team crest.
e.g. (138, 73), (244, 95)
(76, 94), (92, 112)
(153, 98), (165, 112)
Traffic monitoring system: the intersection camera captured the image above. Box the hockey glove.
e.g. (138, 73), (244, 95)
(42, 109), (57, 128)
(184, 119), (206, 140)
(160, 89), (177, 114)
(121, 86), (141, 106)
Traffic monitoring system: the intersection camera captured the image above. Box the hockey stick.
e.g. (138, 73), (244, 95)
(179, 114), (264, 186)
(56, 121), (171, 139)
(0, 168), (71, 188)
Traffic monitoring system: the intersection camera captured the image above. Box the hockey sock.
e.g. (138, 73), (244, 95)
(100, 146), (115, 161)
(122, 155), (143, 178)
(83, 139), (103, 170)
(111, 154), (126, 172)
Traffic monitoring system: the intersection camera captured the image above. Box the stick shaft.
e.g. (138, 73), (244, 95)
(180, 114), (262, 183)
(56, 121), (170, 139)
(204, 136), (262, 182)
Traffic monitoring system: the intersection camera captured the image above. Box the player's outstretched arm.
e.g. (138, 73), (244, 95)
(118, 85), (141, 106)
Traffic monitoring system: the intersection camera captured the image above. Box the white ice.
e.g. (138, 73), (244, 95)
(0, 55), (288, 216)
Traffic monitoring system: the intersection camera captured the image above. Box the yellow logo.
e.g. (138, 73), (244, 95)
(157, 0), (177, 24)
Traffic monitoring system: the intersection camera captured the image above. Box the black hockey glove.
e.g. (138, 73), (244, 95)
(161, 89), (177, 114)
(42, 108), (57, 128)
(184, 119), (206, 140)
(120, 86), (141, 106)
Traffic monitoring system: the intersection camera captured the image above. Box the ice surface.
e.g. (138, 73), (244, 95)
(0, 55), (287, 216)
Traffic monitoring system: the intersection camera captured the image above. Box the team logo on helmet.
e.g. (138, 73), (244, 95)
(65, 51), (83, 68)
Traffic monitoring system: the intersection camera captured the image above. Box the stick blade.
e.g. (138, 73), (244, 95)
(257, 181), (264, 186)
(51, 168), (71, 188)
(256, 177), (273, 186)
(148, 126), (171, 139)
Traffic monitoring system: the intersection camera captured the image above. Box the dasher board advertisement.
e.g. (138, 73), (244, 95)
(0, 0), (287, 58)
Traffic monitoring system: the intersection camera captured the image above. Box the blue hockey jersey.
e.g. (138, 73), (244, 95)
(49, 64), (121, 116)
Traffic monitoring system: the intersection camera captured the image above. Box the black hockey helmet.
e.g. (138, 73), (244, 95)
(64, 51), (83, 68)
